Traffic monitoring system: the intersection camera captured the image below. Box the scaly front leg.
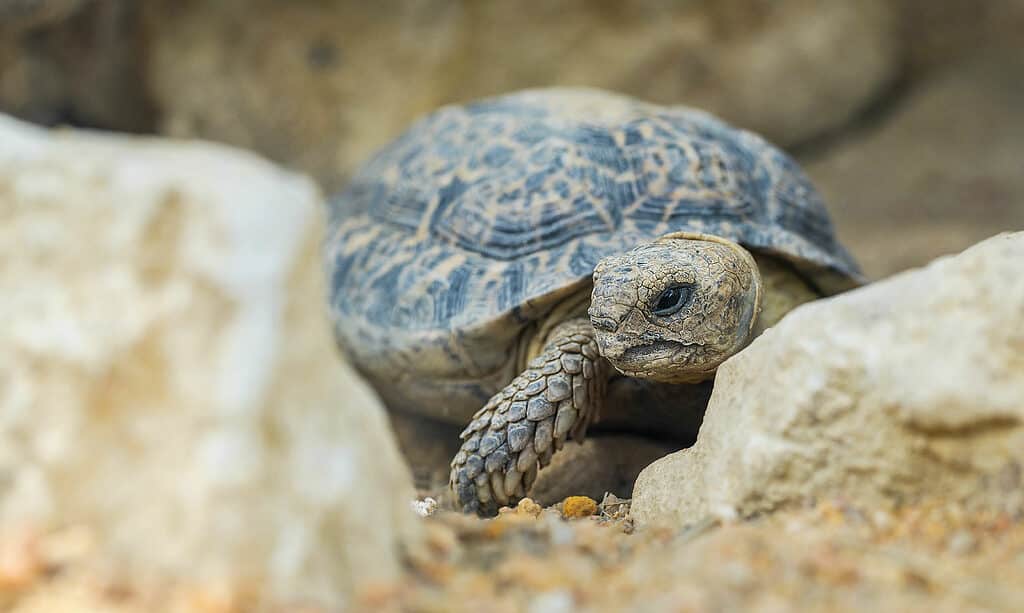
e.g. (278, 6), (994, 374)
(449, 318), (606, 515)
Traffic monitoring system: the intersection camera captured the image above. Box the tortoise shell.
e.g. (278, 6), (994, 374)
(325, 88), (862, 420)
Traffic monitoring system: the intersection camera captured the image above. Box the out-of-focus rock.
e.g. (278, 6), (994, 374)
(0, 0), (153, 131)
(0, 114), (418, 608)
(804, 54), (1024, 279)
(143, 1), (457, 192)
(144, 0), (898, 190)
(632, 233), (1024, 528)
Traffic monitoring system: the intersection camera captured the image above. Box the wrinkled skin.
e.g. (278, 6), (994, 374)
(589, 233), (763, 383)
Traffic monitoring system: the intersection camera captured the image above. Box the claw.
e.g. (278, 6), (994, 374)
(524, 462), (538, 491)
(534, 417), (554, 452)
(504, 469), (522, 497)
(491, 471), (509, 506)
(516, 444), (538, 472)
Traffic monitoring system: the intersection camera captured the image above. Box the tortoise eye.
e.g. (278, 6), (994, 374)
(652, 284), (694, 317)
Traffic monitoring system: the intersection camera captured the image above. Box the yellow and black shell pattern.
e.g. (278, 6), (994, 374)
(325, 88), (862, 421)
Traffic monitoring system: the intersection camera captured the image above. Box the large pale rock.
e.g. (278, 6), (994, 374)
(0, 115), (418, 608)
(632, 232), (1024, 528)
(144, 0), (898, 190)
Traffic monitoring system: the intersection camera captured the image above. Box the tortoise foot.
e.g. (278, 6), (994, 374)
(449, 319), (605, 516)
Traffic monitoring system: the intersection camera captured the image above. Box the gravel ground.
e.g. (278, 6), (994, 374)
(3, 495), (1021, 611)
(374, 496), (1024, 613)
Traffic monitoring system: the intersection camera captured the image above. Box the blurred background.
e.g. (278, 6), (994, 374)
(3, 0), (1022, 278)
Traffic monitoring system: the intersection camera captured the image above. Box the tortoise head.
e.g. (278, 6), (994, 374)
(588, 233), (763, 384)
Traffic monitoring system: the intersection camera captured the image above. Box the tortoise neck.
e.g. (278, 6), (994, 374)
(517, 291), (593, 371)
(748, 253), (820, 338)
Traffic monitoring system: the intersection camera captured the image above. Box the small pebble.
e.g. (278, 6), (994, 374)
(517, 497), (543, 518)
(411, 497), (438, 518)
(947, 530), (977, 555)
(871, 510), (893, 532)
(562, 496), (598, 519)
(599, 493), (631, 521)
(528, 589), (574, 613)
(498, 498), (544, 521)
(0, 527), (42, 591)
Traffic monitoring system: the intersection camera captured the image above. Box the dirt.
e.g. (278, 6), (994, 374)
(1, 496), (1021, 612)
(376, 497), (1024, 613)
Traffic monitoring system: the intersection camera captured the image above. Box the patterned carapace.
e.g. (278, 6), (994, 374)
(325, 88), (861, 422)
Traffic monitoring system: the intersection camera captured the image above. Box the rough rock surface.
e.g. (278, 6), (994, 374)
(804, 54), (1024, 279)
(0, 114), (418, 608)
(632, 232), (1024, 528)
(144, 0), (898, 189)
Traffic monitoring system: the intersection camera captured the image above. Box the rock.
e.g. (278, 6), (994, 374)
(0, 115), (418, 607)
(632, 232), (1024, 528)
(143, 0), (456, 192)
(804, 54), (1024, 279)
(513, 498), (543, 519)
(561, 496), (598, 519)
(411, 497), (439, 518)
(144, 0), (898, 190)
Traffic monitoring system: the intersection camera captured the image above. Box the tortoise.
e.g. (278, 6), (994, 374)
(325, 88), (862, 515)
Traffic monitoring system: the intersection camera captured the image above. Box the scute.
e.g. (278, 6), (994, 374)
(325, 88), (862, 406)
(430, 151), (623, 260)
